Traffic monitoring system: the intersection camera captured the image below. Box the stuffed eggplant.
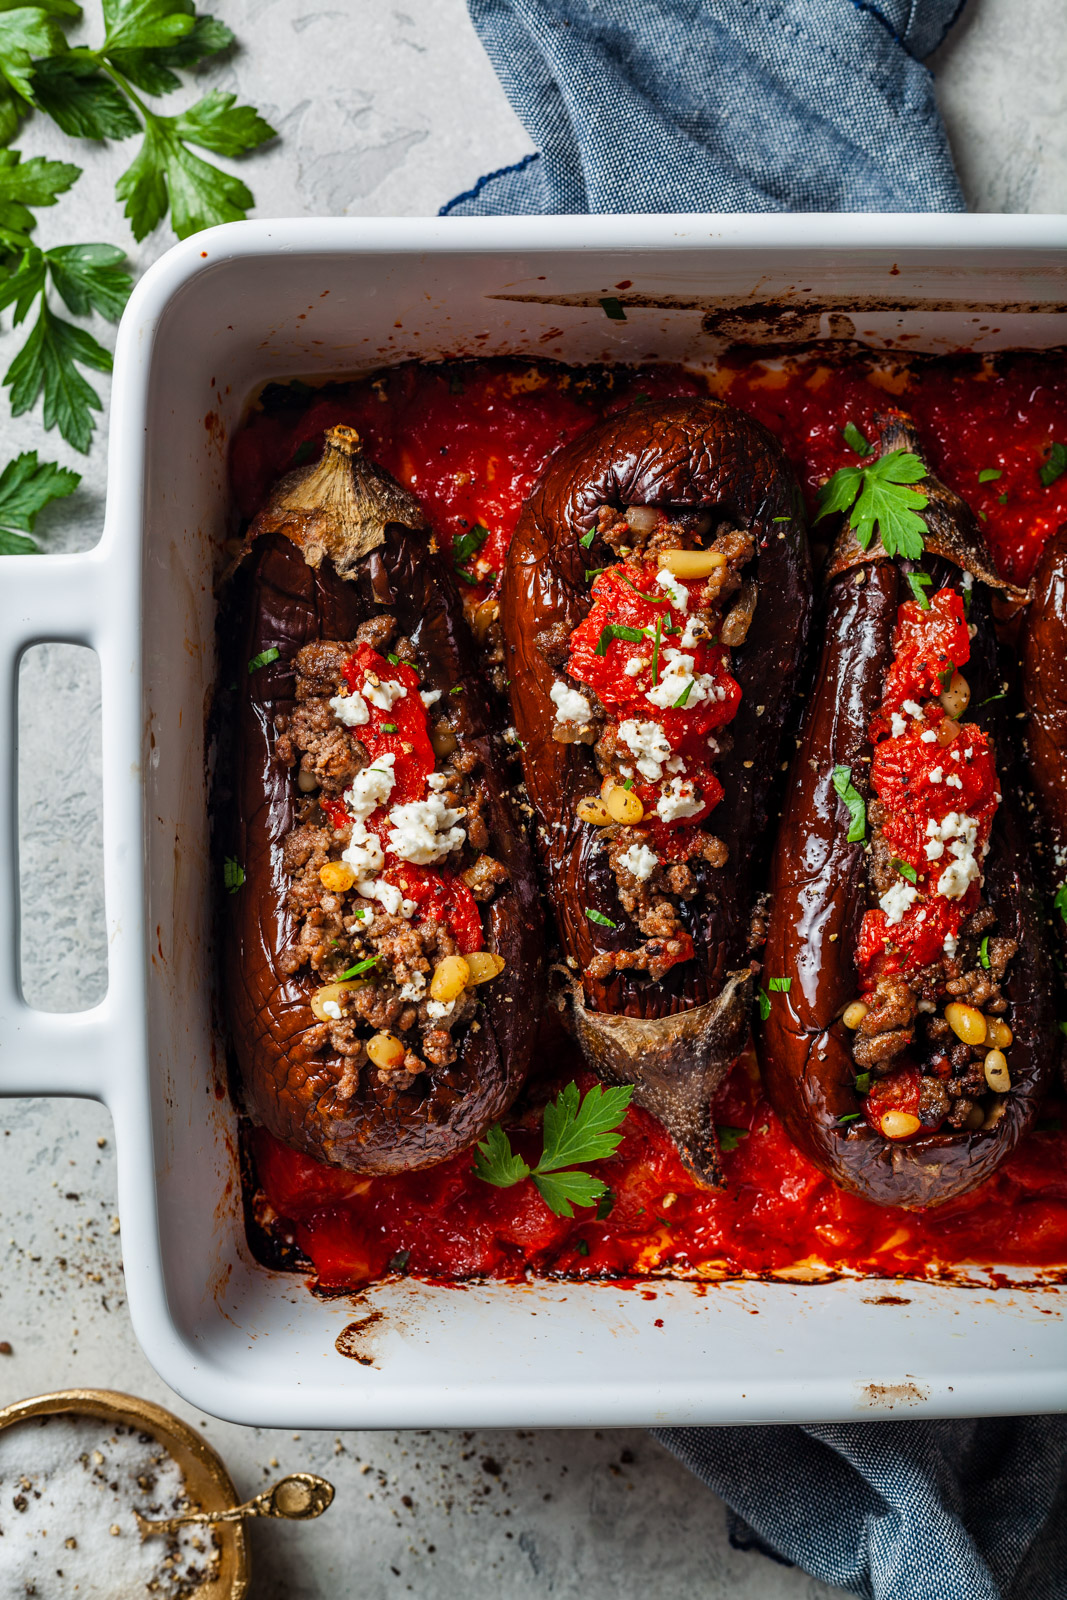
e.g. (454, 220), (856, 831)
(220, 425), (543, 1174)
(758, 415), (1052, 1209)
(1021, 524), (1067, 929)
(500, 398), (812, 1184)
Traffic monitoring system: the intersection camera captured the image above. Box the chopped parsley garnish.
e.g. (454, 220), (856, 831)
(575, 1238), (590, 1257)
(599, 296), (626, 321)
(473, 1081), (633, 1217)
(223, 856), (245, 894)
(355, 907), (373, 922)
(891, 858), (918, 885)
(340, 956), (378, 979)
(979, 935), (991, 969)
(717, 1126), (750, 1153)
(757, 988), (772, 1022)
(1054, 885), (1067, 925)
(979, 687), (1007, 705)
(842, 421), (872, 457)
(831, 765), (867, 843)
(579, 528), (596, 548)
(854, 1071), (871, 1094)
(596, 1189), (616, 1220)
(1039, 442), (1067, 488)
(380, 722), (398, 733)
(386, 653), (401, 665)
(978, 467), (1002, 483)
(595, 623), (645, 655)
(906, 571), (932, 609)
(453, 523), (489, 581)
(767, 976), (792, 993)
(673, 680), (694, 708)
(837, 1112), (861, 1125)
(998, 493), (1008, 505)
(450, 684), (464, 694)
(585, 908), (617, 928)
(585, 566), (612, 582)
(771, 515), (791, 523)
(247, 647), (280, 673)
(815, 449), (929, 560)
(650, 615), (662, 685)
(623, 576), (669, 604)
(937, 663), (957, 691)
(757, 976), (791, 1021)
(621, 778), (635, 790)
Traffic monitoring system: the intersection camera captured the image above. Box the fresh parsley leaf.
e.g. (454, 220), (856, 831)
(767, 976), (791, 994)
(107, 11), (233, 96)
(854, 1071), (871, 1094)
(32, 55), (143, 139)
(717, 1126), (749, 1153)
(247, 646), (279, 674)
(599, 296), (625, 321)
(595, 623), (644, 655)
(978, 467), (1002, 483)
(585, 907), (617, 928)
(223, 855), (244, 893)
(453, 522), (488, 568)
(842, 421), (872, 456)
(538, 1081), (633, 1174)
(0, 5), (70, 105)
(45, 243), (133, 320)
(906, 571), (932, 609)
(891, 858), (918, 885)
(757, 987), (771, 1023)
(937, 663), (957, 691)
(673, 680), (693, 708)
(1039, 442), (1067, 488)
(979, 935), (991, 969)
(579, 528), (596, 548)
(532, 1169), (608, 1218)
(4, 303), (113, 453)
(815, 450), (928, 560)
(0, 452), (78, 555)
(116, 108), (269, 242)
(831, 764), (866, 844)
(1054, 884), (1067, 926)
(472, 1123), (531, 1189)
(339, 956), (378, 979)
(0, 150), (80, 252)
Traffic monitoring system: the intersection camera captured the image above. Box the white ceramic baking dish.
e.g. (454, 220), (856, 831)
(3, 215), (1066, 1430)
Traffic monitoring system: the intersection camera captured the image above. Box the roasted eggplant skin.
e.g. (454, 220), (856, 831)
(758, 550), (1053, 1209)
(500, 398), (811, 1182)
(219, 518), (544, 1175)
(1022, 523), (1067, 892)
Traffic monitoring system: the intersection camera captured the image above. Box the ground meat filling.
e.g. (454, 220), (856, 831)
(546, 504), (754, 980)
(273, 618), (506, 1098)
(843, 582), (1017, 1142)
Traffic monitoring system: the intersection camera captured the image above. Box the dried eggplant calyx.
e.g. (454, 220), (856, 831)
(240, 424), (428, 577)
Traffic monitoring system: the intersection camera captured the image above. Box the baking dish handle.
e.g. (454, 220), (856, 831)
(0, 551), (138, 1101)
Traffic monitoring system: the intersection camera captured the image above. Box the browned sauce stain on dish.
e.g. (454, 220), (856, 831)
(862, 1295), (913, 1306)
(858, 1380), (929, 1409)
(335, 1312), (385, 1365)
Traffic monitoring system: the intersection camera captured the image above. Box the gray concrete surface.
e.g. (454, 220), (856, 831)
(5, 1), (1066, 1594)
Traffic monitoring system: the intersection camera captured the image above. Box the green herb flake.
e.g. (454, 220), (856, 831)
(717, 1126), (750, 1153)
(585, 566), (612, 583)
(854, 1071), (871, 1095)
(998, 493), (1008, 505)
(453, 522), (489, 571)
(596, 1190), (616, 1220)
(978, 467), (1002, 483)
(380, 722), (398, 733)
(891, 858), (918, 885)
(599, 296), (626, 321)
(767, 976), (792, 993)
(595, 623), (645, 656)
(386, 653), (401, 665)
(247, 646), (280, 674)
(1054, 884), (1067, 926)
(831, 764), (867, 844)
(906, 571), (933, 609)
(579, 528), (596, 548)
(450, 684), (464, 695)
(673, 679), (694, 709)
(837, 1112), (861, 1126)
(340, 956), (378, 980)
(771, 515), (791, 523)
(585, 908), (617, 928)
(814, 449), (928, 560)
(979, 935), (991, 969)
(575, 1238), (590, 1257)
(651, 615), (662, 685)
(843, 421), (872, 457)
(223, 856), (245, 894)
(1039, 442), (1067, 488)
(757, 987), (772, 1023)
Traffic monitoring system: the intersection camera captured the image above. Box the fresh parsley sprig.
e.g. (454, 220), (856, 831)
(815, 449), (929, 560)
(831, 764), (866, 844)
(0, 448), (78, 551)
(473, 1081), (633, 1218)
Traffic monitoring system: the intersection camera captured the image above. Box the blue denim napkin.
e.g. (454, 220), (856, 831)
(441, 0), (968, 215)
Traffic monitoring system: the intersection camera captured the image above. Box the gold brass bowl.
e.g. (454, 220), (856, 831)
(0, 1388), (249, 1598)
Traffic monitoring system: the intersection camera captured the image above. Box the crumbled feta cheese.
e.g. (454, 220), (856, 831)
(962, 571), (973, 591)
(420, 689), (442, 707)
(345, 754), (396, 821)
(666, 754), (685, 774)
(623, 656), (645, 677)
(549, 680), (594, 725)
(341, 822), (385, 879)
(322, 1000), (342, 1021)
(619, 843), (659, 881)
(354, 907), (374, 929)
(890, 712), (907, 738)
(330, 690), (370, 727)
(925, 838), (944, 860)
(946, 774), (963, 789)
(619, 763), (634, 778)
(387, 794), (466, 864)
(680, 615), (709, 649)
(929, 767), (943, 784)
(656, 777), (703, 823)
(921, 729), (938, 743)
(656, 568), (689, 611)
(902, 699), (924, 720)
(879, 879), (919, 925)
(362, 675), (407, 712)
(964, 747), (973, 759)
(645, 648), (724, 711)
(943, 931), (959, 958)
(355, 877), (415, 918)
(427, 772), (449, 792)
(927, 813), (981, 900)
(426, 999), (455, 1020)
(619, 719), (673, 781)
(399, 973), (427, 1002)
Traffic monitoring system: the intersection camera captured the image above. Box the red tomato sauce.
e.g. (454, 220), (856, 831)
(233, 353), (1067, 1288)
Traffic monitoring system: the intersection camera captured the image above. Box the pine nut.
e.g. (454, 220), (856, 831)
(658, 548), (727, 578)
(577, 796), (613, 826)
(603, 782), (644, 825)
(986, 1018), (1012, 1049)
(366, 1032), (406, 1069)
(471, 599), (499, 644)
(842, 1001), (869, 1030)
(297, 768), (319, 792)
(624, 505), (661, 533)
(983, 1049), (1011, 1093)
(940, 673), (970, 720)
(880, 1110), (921, 1140)
(945, 1002), (987, 1046)
(430, 955), (471, 1002)
(466, 951), (506, 985)
(311, 980), (367, 1022)
(430, 725), (458, 758)
(319, 860), (356, 893)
